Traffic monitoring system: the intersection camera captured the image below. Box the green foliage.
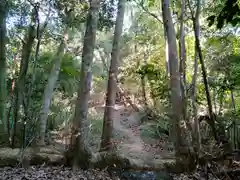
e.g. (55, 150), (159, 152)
(54, 0), (88, 27)
(88, 114), (104, 150)
(147, 0), (156, 7)
(140, 113), (170, 139)
(208, 53), (240, 92)
(228, 55), (240, 89)
(98, 0), (117, 31)
(93, 75), (107, 93)
(207, 0), (240, 29)
(89, 115), (103, 136)
(58, 53), (80, 96)
(204, 35), (240, 111)
(49, 91), (74, 129)
(136, 63), (169, 102)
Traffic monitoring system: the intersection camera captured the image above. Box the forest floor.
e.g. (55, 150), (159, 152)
(88, 104), (175, 168)
(0, 166), (114, 180)
(0, 104), (223, 179)
(53, 104), (175, 169)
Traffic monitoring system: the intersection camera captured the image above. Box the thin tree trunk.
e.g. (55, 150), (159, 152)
(100, 0), (126, 151)
(179, 0), (187, 121)
(11, 6), (38, 147)
(192, 0), (218, 142)
(188, 0), (201, 151)
(191, 49), (200, 152)
(162, 0), (185, 156)
(38, 28), (69, 145)
(0, 0), (7, 133)
(71, 0), (100, 169)
(27, 10), (50, 122)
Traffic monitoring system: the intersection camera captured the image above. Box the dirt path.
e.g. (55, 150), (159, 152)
(110, 105), (175, 167)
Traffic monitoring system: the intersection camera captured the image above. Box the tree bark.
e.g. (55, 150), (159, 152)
(192, 0), (218, 142)
(26, 10), (50, 122)
(11, 6), (38, 147)
(100, 0), (126, 151)
(191, 49), (200, 152)
(189, 2), (201, 152)
(38, 28), (69, 145)
(0, 0), (7, 133)
(179, 0), (187, 121)
(71, 0), (100, 169)
(162, 0), (185, 156)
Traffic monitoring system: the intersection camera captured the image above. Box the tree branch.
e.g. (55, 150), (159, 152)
(136, 0), (163, 24)
(186, 0), (195, 20)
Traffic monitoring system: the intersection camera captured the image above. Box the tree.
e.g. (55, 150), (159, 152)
(0, 0), (7, 133)
(37, 1), (80, 145)
(100, 0), (126, 152)
(11, 4), (39, 147)
(188, 0), (218, 143)
(25, 5), (50, 127)
(188, 0), (201, 152)
(71, 0), (101, 169)
(38, 26), (69, 145)
(179, 0), (187, 122)
(161, 0), (184, 157)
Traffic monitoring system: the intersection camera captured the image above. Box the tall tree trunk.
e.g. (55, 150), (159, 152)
(179, 0), (187, 121)
(189, 0), (201, 151)
(191, 0), (218, 142)
(100, 0), (126, 151)
(71, 0), (100, 169)
(162, 0), (185, 157)
(27, 11), (50, 122)
(11, 6), (38, 147)
(0, 0), (7, 133)
(191, 49), (200, 152)
(38, 28), (69, 146)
